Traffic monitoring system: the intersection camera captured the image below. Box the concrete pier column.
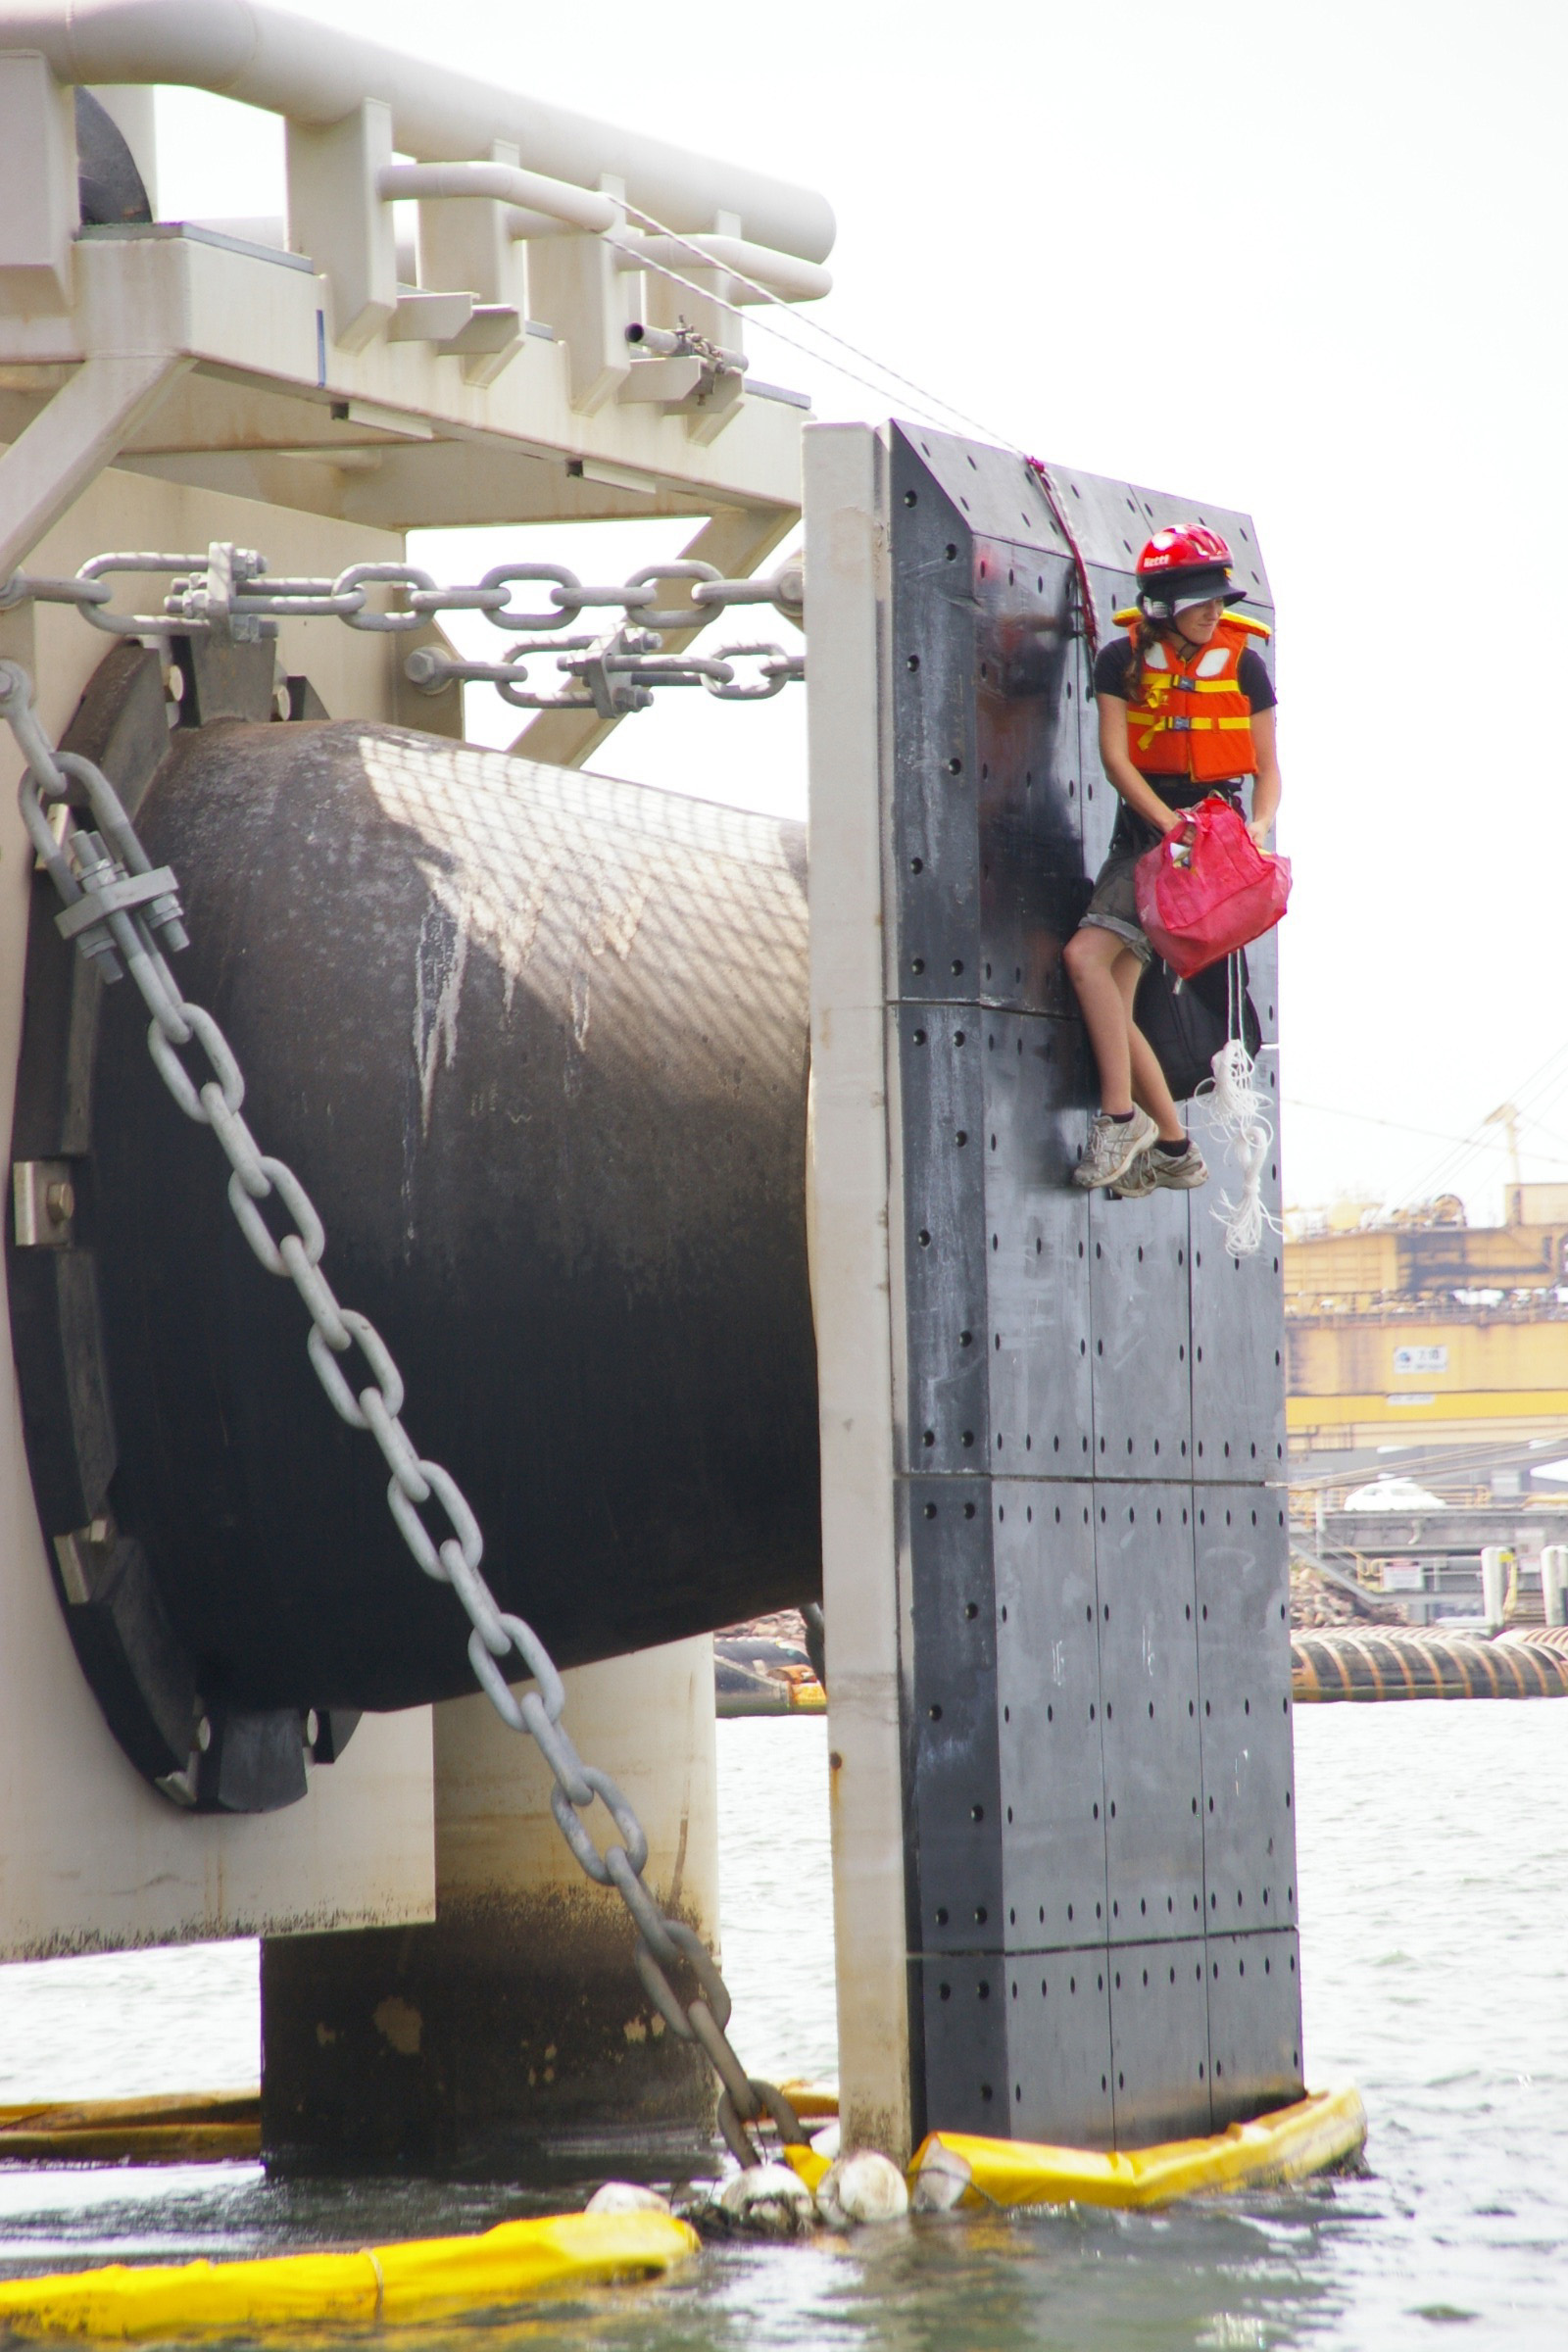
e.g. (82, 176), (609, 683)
(261, 1635), (719, 2176)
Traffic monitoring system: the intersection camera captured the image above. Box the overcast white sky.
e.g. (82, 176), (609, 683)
(151, 0), (1567, 1223)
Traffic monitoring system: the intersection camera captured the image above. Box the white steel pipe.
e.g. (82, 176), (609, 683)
(502, 207), (574, 242)
(377, 161), (614, 237)
(615, 231), (832, 303)
(1543, 1544), (1568, 1629)
(0, 0), (835, 260)
(626, 321), (748, 370)
(1480, 1544), (1509, 1633)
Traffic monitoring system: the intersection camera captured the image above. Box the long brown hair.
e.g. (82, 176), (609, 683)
(1124, 611), (1181, 711)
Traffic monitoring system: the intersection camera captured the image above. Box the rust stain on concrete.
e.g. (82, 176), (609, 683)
(372, 1995), (423, 2056)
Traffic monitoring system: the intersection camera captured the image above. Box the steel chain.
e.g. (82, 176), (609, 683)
(0, 546), (805, 720)
(0, 658), (804, 2172)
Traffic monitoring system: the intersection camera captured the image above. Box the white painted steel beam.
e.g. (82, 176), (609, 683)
(0, 233), (807, 525)
(0, 348), (188, 580)
(0, 49), (78, 309)
(285, 98), (396, 354)
(803, 422), (915, 2163)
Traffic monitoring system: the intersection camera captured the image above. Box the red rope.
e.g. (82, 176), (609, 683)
(1024, 456), (1101, 662)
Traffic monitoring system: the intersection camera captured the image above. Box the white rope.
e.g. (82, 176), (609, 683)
(609, 228), (960, 436)
(1199, 956), (1283, 1260)
(615, 202), (1021, 450)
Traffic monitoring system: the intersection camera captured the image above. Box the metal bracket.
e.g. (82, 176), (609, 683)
(53, 1514), (111, 1604)
(54, 862), (180, 943)
(13, 1157), (75, 1248)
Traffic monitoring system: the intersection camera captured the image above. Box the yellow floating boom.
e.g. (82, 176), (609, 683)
(0, 2091), (260, 2166)
(905, 2083), (1366, 2211)
(775, 2079), (839, 2120)
(0, 2212), (698, 2340)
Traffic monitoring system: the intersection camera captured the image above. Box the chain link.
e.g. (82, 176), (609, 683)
(0, 658), (803, 2172)
(0, 544), (806, 722)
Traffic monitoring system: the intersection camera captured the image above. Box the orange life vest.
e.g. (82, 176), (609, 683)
(1111, 609), (1271, 784)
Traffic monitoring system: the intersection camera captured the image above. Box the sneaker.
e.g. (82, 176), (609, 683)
(1150, 1140), (1209, 1190)
(1073, 1106), (1157, 1190)
(1108, 1149), (1157, 1200)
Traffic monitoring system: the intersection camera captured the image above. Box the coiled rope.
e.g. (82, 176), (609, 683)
(1194, 956), (1282, 1260)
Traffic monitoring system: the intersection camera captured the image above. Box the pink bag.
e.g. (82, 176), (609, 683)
(1134, 795), (1292, 980)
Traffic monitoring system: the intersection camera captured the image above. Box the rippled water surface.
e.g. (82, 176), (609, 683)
(2, 1705), (1566, 2349)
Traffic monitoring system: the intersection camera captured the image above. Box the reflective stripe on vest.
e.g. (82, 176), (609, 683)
(1122, 615), (1262, 783)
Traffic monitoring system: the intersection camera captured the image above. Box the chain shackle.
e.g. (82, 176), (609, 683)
(365, 1399), (431, 1498)
(478, 562), (584, 631)
(204, 1090), (269, 1197)
(306, 1309), (405, 1429)
(147, 1003), (242, 1118)
(75, 552), (211, 637)
(701, 643), (795, 702)
(717, 2079), (808, 2169)
(621, 558), (722, 630)
(386, 1456), (484, 1585)
(549, 1765), (650, 1884)
(333, 562), (441, 633)
(717, 2093), (761, 2170)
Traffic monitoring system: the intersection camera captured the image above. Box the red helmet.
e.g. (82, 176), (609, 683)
(1135, 523), (1241, 613)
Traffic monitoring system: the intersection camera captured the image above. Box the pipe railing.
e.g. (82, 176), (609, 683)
(377, 161), (616, 238)
(612, 232), (832, 305)
(0, 0), (834, 262)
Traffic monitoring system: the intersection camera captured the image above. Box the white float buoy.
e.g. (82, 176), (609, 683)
(907, 2141), (974, 2213)
(815, 2149), (909, 2227)
(716, 2164), (817, 2234)
(585, 2181), (672, 2216)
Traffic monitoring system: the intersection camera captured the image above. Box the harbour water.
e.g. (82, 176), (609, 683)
(1, 1703), (1566, 2348)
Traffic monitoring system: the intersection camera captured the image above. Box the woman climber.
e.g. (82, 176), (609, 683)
(1062, 522), (1281, 1196)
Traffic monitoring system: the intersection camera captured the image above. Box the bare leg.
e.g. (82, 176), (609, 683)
(1111, 956), (1186, 1142)
(1062, 924), (1138, 1112)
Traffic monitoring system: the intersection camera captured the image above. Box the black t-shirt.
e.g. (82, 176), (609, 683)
(1094, 634), (1276, 855)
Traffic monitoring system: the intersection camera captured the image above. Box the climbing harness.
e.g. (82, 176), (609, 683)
(0, 657), (803, 2174)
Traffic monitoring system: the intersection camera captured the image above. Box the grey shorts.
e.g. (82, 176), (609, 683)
(1078, 853), (1152, 965)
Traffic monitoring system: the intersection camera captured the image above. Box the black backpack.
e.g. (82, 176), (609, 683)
(1135, 951), (1261, 1103)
